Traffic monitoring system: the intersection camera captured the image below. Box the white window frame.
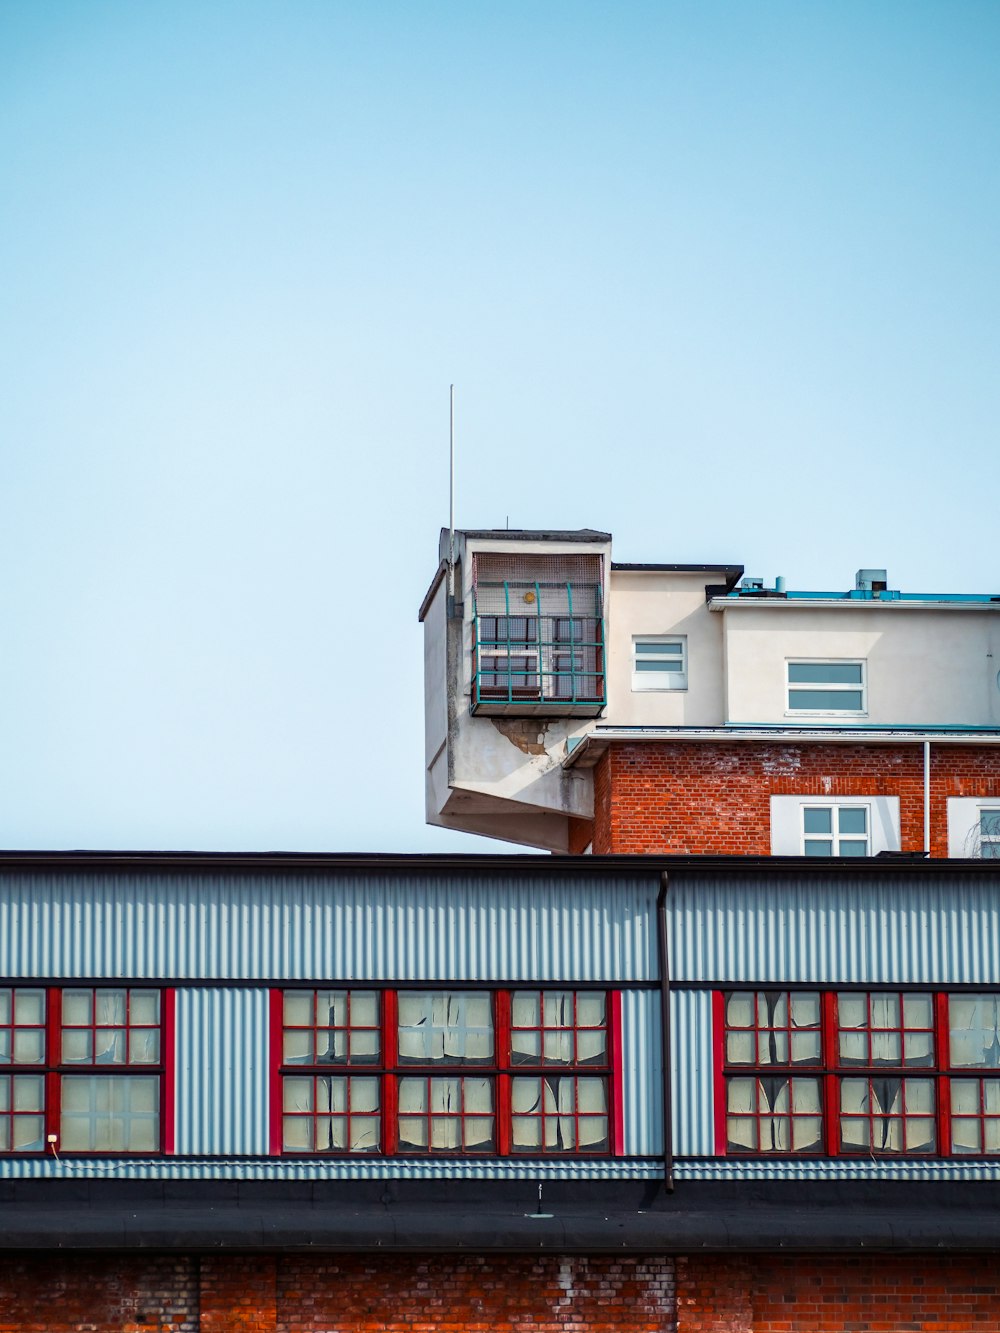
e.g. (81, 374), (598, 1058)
(948, 799), (1000, 859)
(801, 803), (870, 857)
(770, 796), (900, 857)
(632, 636), (687, 692)
(786, 659), (867, 717)
(981, 809), (1000, 859)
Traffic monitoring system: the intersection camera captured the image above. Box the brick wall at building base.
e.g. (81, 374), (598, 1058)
(3, 1251), (1000, 1331)
(676, 1254), (1000, 1331)
(0, 1253), (675, 1333)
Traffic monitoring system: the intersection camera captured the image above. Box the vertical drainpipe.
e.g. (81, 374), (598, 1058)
(657, 871), (675, 1193)
(924, 740), (932, 855)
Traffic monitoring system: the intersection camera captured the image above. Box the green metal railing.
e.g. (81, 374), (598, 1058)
(472, 581), (605, 712)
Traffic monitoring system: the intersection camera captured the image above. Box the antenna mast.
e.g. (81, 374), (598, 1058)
(448, 384), (456, 599)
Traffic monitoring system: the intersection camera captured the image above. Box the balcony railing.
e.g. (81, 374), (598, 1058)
(471, 581), (605, 717)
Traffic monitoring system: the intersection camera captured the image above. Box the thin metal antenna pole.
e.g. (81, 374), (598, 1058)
(448, 384), (456, 598)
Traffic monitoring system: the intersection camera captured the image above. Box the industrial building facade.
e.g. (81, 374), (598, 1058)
(4, 851), (1000, 1330)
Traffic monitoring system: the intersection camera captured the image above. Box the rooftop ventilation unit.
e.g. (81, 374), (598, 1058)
(740, 577), (764, 592)
(856, 569), (888, 593)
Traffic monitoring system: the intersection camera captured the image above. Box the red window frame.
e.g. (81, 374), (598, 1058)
(270, 986), (621, 1158)
(0, 985), (174, 1156)
(715, 988), (1000, 1159)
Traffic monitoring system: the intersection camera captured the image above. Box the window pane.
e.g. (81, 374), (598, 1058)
(950, 995), (1000, 1068)
(635, 659), (683, 672)
(788, 663), (864, 684)
(13, 991), (44, 1026)
(60, 1076), (159, 1152)
(635, 642), (682, 655)
(804, 840), (833, 856)
(838, 841), (867, 857)
(803, 808), (833, 835)
(788, 689), (864, 711)
(397, 992), (494, 1064)
(838, 808), (867, 835)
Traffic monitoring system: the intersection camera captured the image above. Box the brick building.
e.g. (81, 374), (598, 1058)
(420, 526), (1000, 856)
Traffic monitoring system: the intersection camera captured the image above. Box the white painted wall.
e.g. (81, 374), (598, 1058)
(720, 605), (1000, 726)
(605, 571), (726, 725)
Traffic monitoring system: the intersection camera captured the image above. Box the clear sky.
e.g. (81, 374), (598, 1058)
(1, 1), (998, 852)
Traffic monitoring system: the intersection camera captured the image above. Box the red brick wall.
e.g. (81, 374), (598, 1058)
(0, 1254), (198, 1332)
(677, 1253), (1000, 1331)
(277, 1254), (675, 1332)
(0, 1253), (675, 1332)
(592, 743), (1000, 856)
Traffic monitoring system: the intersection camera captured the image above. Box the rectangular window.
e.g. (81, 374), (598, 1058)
(273, 987), (616, 1157)
(787, 661), (866, 714)
(718, 989), (1000, 1158)
(980, 809), (1000, 859)
(632, 637), (687, 691)
(802, 805), (869, 856)
(0, 985), (170, 1155)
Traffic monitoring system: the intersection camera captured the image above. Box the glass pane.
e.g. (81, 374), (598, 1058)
(727, 1078), (755, 1115)
(129, 1030), (159, 1065)
(789, 690), (864, 710)
(95, 990), (128, 1025)
(870, 1032), (902, 1065)
(950, 1079), (979, 1114)
(726, 1032), (754, 1064)
(349, 1117), (380, 1153)
(350, 1031), (380, 1063)
(62, 1031), (92, 1063)
(543, 1031), (574, 1064)
(804, 840), (833, 856)
(0, 993), (8, 1025)
(950, 996), (1000, 1067)
(871, 994), (901, 1028)
(283, 1078), (313, 1112)
(635, 659), (682, 672)
(725, 994), (753, 1028)
(284, 1031), (313, 1064)
(790, 1032), (822, 1064)
(803, 808), (832, 835)
(397, 1080), (428, 1114)
(283, 992), (312, 1026)
(12, 1031), (44, 1064)
(512, 1116), (542, 1149)
(13, 991), (44, 1026)
(905, 1078), (934, 1114)
(512, 1031), (542, 1064)
(635, 641), (682, 655)
(12, 1116), (43, 1152)
(952, 1118), (982, 1154)
(837, 808), (868, 835)
(838, 841), (867, 857)
(512, 993), (541, 1028)
(788, 662), (863, 685)
(351, 992), (379, 1027)
(576, 993), (605, 1027)
(576, 1030), (607, 1065)
(62, 992), (92, 1026)
(129, 992), (159, 1026)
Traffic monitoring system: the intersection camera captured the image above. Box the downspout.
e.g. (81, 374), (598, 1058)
(657, 871), (675, 1193)
(923, 740), (931, 855)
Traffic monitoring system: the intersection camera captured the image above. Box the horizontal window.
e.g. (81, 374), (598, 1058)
(0, 986), (171, 1155)
(787, 660), (866, 714)
(274, 988), (617, 1158)
(802, 804), (869, 857)
(718, 989), (1000, 1158)
(632, 637), (687, 691)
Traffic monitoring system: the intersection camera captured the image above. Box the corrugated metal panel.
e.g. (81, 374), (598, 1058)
(676, 1158), (1000, 1182)
(671, 989), (715, 1158)
(0, 1158), (662, 1182)
(668, 872), (1000, 984)
(0, 872), (656, 982)
(620, 989), (661, 1156)
(174, 988), (268, 1156)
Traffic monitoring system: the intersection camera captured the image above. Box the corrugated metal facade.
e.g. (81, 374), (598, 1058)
(667, 870), (1000, 984)
(6, 860), (1000, 1184)
(0, 870), (656, 982)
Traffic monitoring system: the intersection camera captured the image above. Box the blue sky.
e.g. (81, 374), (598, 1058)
(1, 1), (998, 852)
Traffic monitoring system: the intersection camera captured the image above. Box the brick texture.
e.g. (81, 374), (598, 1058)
(678, 1253), (1000, 1331)
(0, 1254), (198, 1332)
(0, 1253), (675, 1332)
(592, 742), (1000, 856)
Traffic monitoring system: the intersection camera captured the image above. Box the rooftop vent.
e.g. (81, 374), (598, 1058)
(740, 577), (764, 592)
(856, 569), (888, 594)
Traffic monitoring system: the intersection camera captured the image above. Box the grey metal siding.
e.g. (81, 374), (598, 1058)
(668, 872), (1000, 984)
(619, 988), (661, 1157)
(0, 872), (656, 982)
(671, 989), (715, 1158)
(174, 987), (269, 1156)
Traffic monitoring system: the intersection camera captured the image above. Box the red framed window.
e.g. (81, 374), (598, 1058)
(0, 985), (173, 1155)
(272, 987), (618, 1157)
(717, 988), (1000, 1158)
